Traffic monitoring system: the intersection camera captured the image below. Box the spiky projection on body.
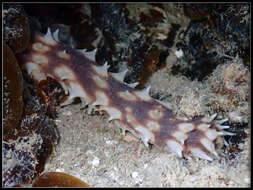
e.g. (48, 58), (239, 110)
(17, 28), (234, 161)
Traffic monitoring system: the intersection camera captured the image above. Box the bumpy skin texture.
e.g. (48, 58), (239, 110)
(17, 29), (233, 161)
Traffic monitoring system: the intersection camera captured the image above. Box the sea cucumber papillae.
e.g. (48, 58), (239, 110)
(17, 28), (234, 161)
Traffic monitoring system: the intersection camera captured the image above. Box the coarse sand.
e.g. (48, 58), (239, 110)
(43, 102), (250, 187)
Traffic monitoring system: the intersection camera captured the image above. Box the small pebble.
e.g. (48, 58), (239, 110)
(91, 157), (100, 167)
(191, 176), (196, 183)
(175, 49), (183, 58)
(54, 119), (61, 123)
(244, 177), (250, 184)
(63, 111), (72, 116)
(131, 171), (139, 179)
(56, 168), (64, 172)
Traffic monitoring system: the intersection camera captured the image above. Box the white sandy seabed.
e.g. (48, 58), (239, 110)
(43, 102), (250, 187)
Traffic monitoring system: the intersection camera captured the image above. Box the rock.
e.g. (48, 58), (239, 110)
(3, 42), (24, 137)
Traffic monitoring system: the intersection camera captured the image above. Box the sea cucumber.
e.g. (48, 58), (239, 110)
(17, 28), (234, 161)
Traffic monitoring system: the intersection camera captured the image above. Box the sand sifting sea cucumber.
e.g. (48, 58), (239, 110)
(17, 28), (234, 161)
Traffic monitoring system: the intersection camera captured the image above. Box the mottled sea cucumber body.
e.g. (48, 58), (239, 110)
(17, 28), (233, 161)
